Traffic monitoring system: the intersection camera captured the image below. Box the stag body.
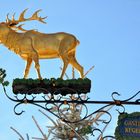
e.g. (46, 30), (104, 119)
(0, 9), (84, 79)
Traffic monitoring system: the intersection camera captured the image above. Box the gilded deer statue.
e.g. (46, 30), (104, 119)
(0, 9), (84, 79)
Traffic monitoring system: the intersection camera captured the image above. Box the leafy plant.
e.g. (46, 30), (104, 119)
(12, 78), (91, 95)
(0, 68), (9, 86)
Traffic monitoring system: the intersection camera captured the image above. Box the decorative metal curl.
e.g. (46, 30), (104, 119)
(111, 91), (140, 113)
(91, 128), (116, 140)
(91, 113), (116, 139)
(112, 91), (140, 105)
(102, 136), (116, 140)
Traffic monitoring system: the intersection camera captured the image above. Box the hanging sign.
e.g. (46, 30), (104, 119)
(115, 112), (140, 140)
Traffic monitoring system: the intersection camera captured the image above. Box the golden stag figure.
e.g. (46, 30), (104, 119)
(0, 9), (84, 79)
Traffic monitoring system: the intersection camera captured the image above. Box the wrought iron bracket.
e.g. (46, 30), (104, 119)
(0, 68), (140, 140)
(2, 84), (140, 140)
(3, 85), (140, 116)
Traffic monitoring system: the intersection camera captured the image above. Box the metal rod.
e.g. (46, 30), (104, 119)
(24, 100), (140, 105)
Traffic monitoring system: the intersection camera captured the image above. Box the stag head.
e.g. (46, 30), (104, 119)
(0, 22), (11, 41)
(2, 9), (47, 32)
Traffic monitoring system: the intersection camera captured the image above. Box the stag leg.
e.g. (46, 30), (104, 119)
(31, 52), (42, 80)
(24, 57), (32, 78)
(30, 38), (42, 79)
(33, 57), (42, 80)
(69, 52), (84, 78)
(60, 55), (69, 79)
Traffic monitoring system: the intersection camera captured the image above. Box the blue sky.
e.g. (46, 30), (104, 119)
(0, 0), (140, 139)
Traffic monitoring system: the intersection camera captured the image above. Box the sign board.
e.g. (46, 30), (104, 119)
(115, 112), (140, 140)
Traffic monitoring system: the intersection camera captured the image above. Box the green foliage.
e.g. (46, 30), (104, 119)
(80, 125), (93, 135)
(0, 68), (9, 86)
(13, 78), (91, 95)
(3, 81), (10, 86)
(13, 78), (91, 86)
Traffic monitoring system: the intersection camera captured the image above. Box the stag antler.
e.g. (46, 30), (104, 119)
(6, 9), (47, 25)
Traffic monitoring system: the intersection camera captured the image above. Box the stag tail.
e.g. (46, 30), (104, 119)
(77, 39), (80, 46)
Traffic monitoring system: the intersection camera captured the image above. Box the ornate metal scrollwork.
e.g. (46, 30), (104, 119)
(2, 83), (140, 139)
(1, 68), (140, 139)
